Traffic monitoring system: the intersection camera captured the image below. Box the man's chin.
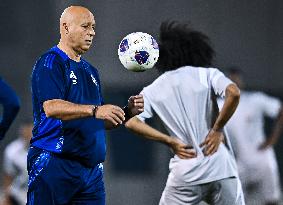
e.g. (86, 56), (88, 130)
(79, 45), (91, 54)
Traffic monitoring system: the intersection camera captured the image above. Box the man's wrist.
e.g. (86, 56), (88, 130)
(165, 137), (174, 146)
(212, 126), (223, 132)
(92, 105), (99, 118)
(122, 105), (131, 122)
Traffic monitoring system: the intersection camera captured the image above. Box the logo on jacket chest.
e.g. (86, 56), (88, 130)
(70, 71), (77, 84)
(91, 74), (98, 86)
(69, 70), (98, 88)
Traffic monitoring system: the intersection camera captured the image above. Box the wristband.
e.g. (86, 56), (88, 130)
(122, 105), (131, 122)
(92, 105), (99, 118)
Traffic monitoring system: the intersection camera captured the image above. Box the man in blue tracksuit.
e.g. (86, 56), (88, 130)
(27, 6), (144, 205)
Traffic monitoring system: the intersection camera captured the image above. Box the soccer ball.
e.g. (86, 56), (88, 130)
(118, 32), (159, 72)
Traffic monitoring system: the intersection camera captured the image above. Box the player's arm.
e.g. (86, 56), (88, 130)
(201, 83), (240, 155)
(259, 107), (283, 150)
(43, 99), (125, 125)
(0, 79), (20, 141)
(104, 94), (144, 129)
(35, 56), (125, 126)
(212, 83), (240, 131)
(125, 117), (196, 159)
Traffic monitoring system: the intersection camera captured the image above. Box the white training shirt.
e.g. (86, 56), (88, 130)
(137, 66), (238, 186)
(220, 91), (281, 177)
(3, 138), (28, 205)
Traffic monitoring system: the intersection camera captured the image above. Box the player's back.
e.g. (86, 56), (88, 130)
(144, 66), (220, 149)
(141, 66), (238, 185)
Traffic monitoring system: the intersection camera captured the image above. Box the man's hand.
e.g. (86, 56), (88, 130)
(169, 138), (197, 159)
(258, 136), (276, 151)
(200, 129), (224, 156)
(127, 94), (144, 117)
(95, 104), (125, 126)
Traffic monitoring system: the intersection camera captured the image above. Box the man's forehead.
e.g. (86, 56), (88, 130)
(73, 12), (95, 24)
(61, 6), (95, 24)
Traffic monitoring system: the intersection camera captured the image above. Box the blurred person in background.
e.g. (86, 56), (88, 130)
(126, 21), (244, 205)
(221, 68), (283, 205)
(2, 122), (33, 205)
(0, 77), (20, 141)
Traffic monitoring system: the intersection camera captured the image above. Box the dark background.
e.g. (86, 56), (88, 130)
(0, 1), (282, 204)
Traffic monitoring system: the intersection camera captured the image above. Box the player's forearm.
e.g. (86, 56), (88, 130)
(268, 108), (283, 144)
(125, 116), (172, 146)
(213, 84), (240, 131)
(43, 99), (94, 120)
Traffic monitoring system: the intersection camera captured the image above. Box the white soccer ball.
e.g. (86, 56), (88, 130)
(118, 32), (159, 72)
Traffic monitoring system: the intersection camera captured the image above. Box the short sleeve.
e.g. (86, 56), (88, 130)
(256, 93), (281, 118)
(136, 89), (154, 122)
(210, 68), (234, 98)
(32, 54), (66, 103)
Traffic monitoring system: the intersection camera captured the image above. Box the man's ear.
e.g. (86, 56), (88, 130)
(63, 23), (69, 34)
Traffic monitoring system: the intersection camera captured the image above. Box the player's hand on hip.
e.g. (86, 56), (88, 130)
(169, 138), (197, 159)
(128, 94), (144, 116)
(258, 137), (275, 150)
(200, 129), (224, 156)
(95, 105), (125, 125)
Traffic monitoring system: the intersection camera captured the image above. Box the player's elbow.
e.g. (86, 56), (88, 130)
(43, 100), (57, 118)
(226, 83), (240, 102)
(44, 108), (54, 118)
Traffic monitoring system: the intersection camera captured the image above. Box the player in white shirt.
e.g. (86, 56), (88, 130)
(125, 21), (244, 205)
(2, 122), (33, 205)
(222, 68), (283, 205)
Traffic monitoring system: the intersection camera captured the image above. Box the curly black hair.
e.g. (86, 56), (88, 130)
(156, 21), (215, 73)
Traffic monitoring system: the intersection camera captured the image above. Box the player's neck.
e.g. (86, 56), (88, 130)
(58, 41), (81, 62)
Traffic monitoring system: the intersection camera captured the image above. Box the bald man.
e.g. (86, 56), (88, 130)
(27, 6), (143, 205)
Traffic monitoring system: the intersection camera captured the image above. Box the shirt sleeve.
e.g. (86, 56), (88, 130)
(32, 54), (66, 103)
(136, 89), (154, 122)
(256, 92), (281, 118)
(0, 78), (20, 140)
(210, 68), (234, 98)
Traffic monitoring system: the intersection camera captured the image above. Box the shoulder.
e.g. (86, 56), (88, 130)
(207, 67), (224, 76)
(81, 59), (99, 73)
(252, 91), (280, 102)
(250, 91), (271, 100)
(141, 72), (170, 97)
(34, 50), (65, 71)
